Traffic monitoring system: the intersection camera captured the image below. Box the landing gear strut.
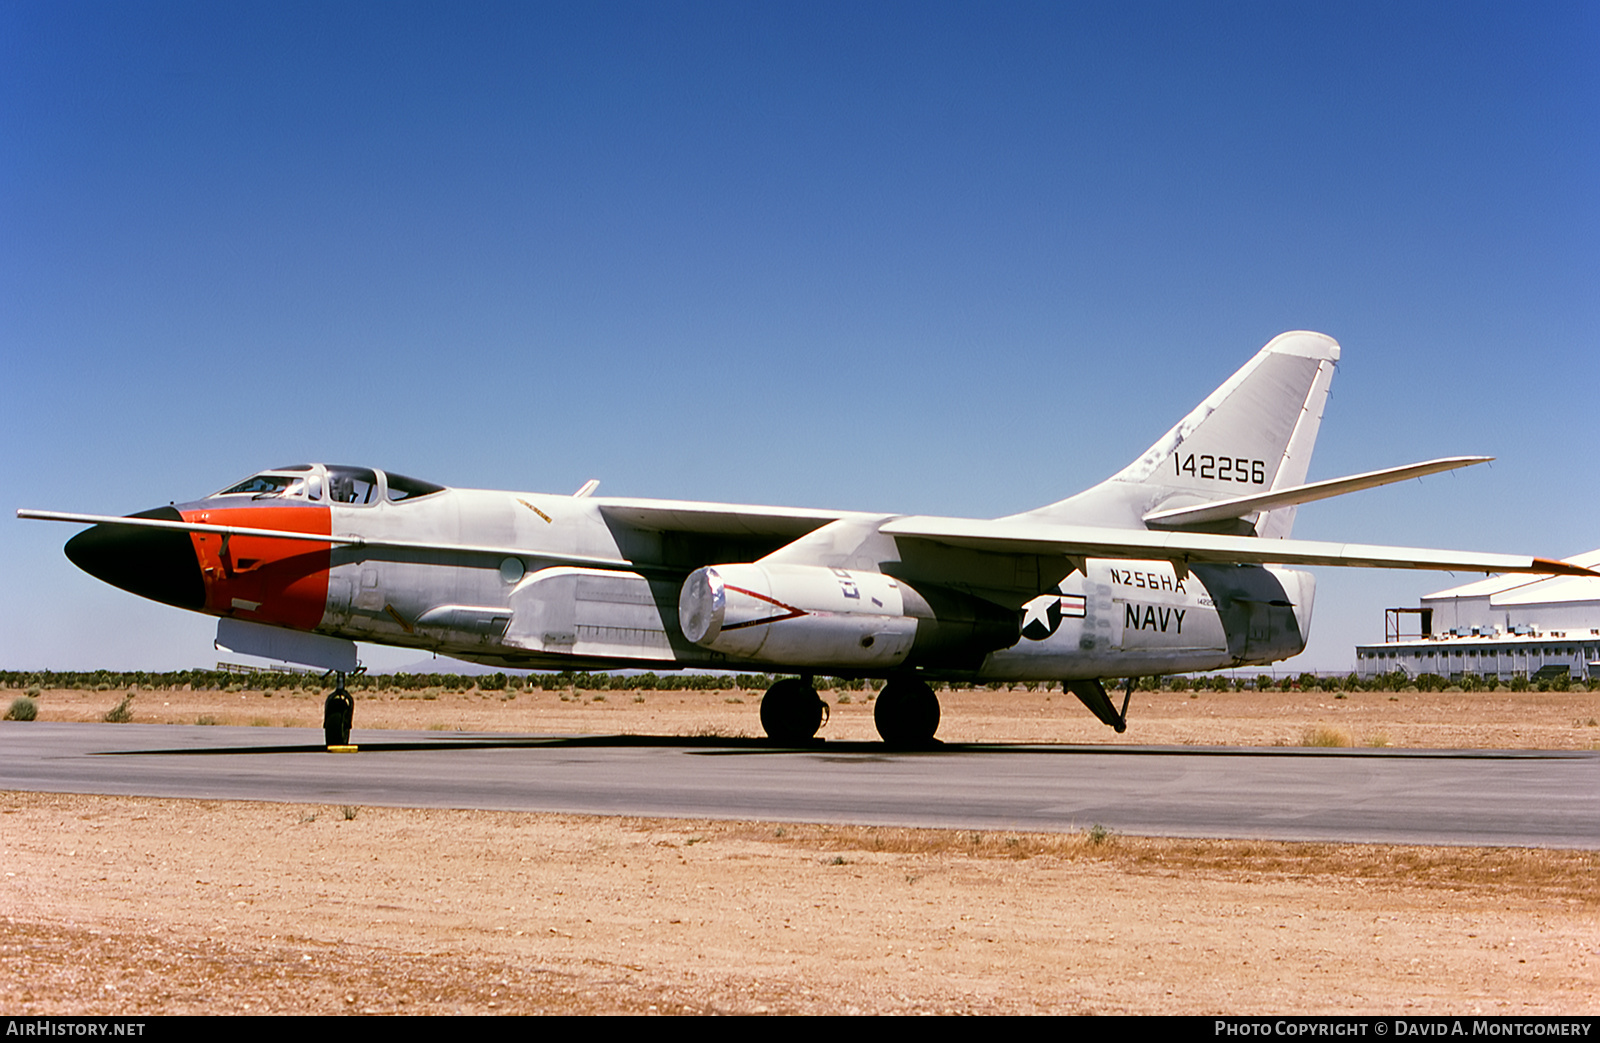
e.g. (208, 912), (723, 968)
(1064, 678), (1132, 733)
(874, 678), (940, 746)
(760, 676), (829, 744)
(323, 671), (353, 747)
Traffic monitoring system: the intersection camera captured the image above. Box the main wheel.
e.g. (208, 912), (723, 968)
(874, 679), (940, 746)
(760, 679), (826, 744)
(323, 687), (353, 746)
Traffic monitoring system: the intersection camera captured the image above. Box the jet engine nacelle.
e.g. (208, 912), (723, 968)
(679, 563), (920, 669)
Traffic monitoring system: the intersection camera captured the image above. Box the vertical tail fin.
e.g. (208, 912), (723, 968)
(1016, 331), (1339, 535)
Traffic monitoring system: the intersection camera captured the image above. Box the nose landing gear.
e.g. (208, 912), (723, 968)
(323, 669), (358, 748)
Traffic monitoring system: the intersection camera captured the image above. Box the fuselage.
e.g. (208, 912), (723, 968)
(65, 462), (1314, 680)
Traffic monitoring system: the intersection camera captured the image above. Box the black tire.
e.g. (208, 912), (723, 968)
(874, 679), (940, 746)
(760, 679), (825, 743)
(323, 687), (353, 746)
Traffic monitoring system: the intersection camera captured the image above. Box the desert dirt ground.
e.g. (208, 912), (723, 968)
(3, 684), (1598, 1015)
(20, 681), (1600, 748)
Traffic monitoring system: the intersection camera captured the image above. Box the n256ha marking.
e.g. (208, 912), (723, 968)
(1108, 567), (1187, 594)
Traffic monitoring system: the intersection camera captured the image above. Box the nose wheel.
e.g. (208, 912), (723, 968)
(323, 672), (353, 747)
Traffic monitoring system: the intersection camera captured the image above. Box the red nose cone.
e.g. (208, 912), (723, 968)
(64, 507), (206, 610)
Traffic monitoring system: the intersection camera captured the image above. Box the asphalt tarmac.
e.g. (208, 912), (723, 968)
(2, 722), (1596, 847)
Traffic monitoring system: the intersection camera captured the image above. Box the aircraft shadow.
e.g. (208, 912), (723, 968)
(94, 732), (1578, 760)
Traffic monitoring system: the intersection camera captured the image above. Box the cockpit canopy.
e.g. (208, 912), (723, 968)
(212, 464), (446, 505)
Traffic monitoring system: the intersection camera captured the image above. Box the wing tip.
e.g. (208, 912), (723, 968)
(1531, 557), (1599, 578)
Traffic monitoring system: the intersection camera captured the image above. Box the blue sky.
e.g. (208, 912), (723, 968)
(4, 1), (1596, 671)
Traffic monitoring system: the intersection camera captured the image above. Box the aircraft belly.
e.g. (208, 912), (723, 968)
(572, 572), (674, 658)
(980, 558), (1230, 680)
(503, 568), (676, 660)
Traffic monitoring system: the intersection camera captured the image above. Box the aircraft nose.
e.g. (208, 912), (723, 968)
(64, 507), (207, 610)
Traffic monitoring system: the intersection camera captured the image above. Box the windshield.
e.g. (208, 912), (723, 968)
(216, 472), (318, 500)
(219, 474), (299, 497)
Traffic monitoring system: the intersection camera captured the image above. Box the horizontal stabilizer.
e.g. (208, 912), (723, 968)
(1142, 456), (1493, 528)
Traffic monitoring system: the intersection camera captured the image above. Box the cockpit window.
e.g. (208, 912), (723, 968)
(219, 474), (302, 497)
(326, 465), (379, 505)
(385, 472), (446, 502)
(212, 464), (438, 506)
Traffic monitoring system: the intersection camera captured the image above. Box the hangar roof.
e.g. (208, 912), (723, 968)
(1423, 549), (1600, 604)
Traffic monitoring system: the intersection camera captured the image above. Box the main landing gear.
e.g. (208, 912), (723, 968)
(873, 678), (940, 747)
(323, 670), (354, 747)
(759, 676), (829, 744)
(757, 675), (944, 747)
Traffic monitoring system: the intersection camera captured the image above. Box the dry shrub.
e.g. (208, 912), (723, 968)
(1301, 723), (1352, 747)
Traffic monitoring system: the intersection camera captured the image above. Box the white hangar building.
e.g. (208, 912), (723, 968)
(1355, 549), (1600, 682)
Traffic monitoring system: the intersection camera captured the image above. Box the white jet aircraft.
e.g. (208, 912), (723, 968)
(22, 332), (1593, 745)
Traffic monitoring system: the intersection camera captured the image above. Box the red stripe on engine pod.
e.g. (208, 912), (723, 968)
(182, 505), (333, 630)
(717, 584), (808, 631)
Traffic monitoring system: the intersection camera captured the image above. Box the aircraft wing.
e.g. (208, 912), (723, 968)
(27, 505), (1593, 578)
(878, 515), (1597, 577)
(594, 498), (863, 538)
